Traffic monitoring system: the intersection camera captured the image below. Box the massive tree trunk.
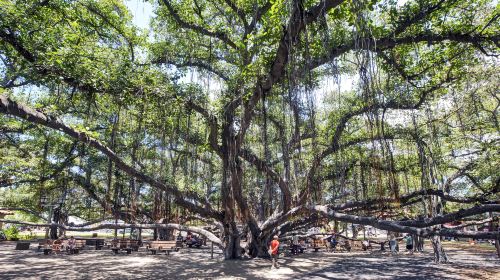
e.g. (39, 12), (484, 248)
(220, 117), (242, 259)
(431, 235), (448, 263)
(247, 232), (271, 258)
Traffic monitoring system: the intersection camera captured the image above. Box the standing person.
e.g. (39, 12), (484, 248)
(404, 234), (413, 254)
(292, 234), (299, 255)
(389, 233), (397, 254)
(330, 233), (338, 252)
(362, 239), (370, 251)
(269, 235), (280, 269)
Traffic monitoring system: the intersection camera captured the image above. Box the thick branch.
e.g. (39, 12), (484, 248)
(0, 219), (223, 247)
(0, 207), (47, 221)
(240, 148), (292, 211)
(398, 204), (500, 228)
(0, 94), (221, 220)
(313, 205), (500, 239)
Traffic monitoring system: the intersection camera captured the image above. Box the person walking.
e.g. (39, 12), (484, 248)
(269, 235), (280, 269)
(389, 233), (397, 254)
(292, 233), (299, 255)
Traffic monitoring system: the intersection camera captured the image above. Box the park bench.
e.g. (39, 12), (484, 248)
(338, 240), (352, 252)
(312, 238), (328, 252)
(39, 240), (61, 255)
(39, 240), (57, 255)
(84, 238), (105, 250)
(111, 239), (139, 254)
(39, 239), (86, 255)
(38, 239), (50, 251)
(285, 243), (305, 255)
(147, 240), (180, 255)
(67, 240), (86, 254)
(361, 240), (373, 251)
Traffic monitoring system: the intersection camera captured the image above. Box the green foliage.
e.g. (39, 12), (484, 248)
(0, 0), (498, 226)
(4, 225), (19, 240)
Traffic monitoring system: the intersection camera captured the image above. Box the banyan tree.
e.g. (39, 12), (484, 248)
(0, 0), (499, 262)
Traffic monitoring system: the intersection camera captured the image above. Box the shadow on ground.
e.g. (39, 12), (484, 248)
(0, 242), (498, 279)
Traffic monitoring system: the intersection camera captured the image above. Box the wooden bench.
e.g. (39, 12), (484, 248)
(84, 238), (105, 250)
(312, 239), (327, 252)
(362, 242), (373, 251)
(339, 240), (352, 252)
(39, 239), (86, 255)
(111, 239), (139, 254)
(40, 240), (63, 255)
(147, 241), (180, 255)
(67, 240), (86, 254)
(38, 240), (50, 251)
(38, 240), (55, 255)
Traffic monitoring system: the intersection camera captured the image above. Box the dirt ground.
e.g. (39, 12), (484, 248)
(0, 241), (498, 279)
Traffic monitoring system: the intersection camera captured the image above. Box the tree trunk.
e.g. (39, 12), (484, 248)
(49, 208), (60, 239)
(222, 222), (241, 259)
(352, 224), (359, 239)
(247, 231), (270, 258)
(431, 235), (448, 263)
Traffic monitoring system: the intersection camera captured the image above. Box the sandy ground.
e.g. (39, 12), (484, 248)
(0, 241), (498, 279)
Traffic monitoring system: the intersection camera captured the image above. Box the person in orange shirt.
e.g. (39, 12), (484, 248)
(269, 235), (280, 269)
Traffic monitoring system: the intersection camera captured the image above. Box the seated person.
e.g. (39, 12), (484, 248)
(176, 232), (183, 241)
(186, 232), (193, 246)
(67, 236), (76, 254)
(291, 234), (299, 254)
(329, 234), (338, 251)
(52, 238), (63, 254)
(343, 240), (351, 251)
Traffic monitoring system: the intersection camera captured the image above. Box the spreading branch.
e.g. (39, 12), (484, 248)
(0, 94), (221, 220)
(0, 219), (223, 247)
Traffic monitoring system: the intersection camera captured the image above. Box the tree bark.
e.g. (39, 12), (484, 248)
(431, 235), (448, 263)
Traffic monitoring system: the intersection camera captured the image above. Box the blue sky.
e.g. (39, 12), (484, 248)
(125, 0), (154, 30)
